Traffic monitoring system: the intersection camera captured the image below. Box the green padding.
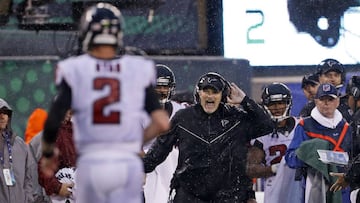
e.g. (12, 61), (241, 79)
(0, 60), (57, 138)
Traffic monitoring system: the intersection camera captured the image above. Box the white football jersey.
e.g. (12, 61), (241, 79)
(56, 54), (156, 154)
(250, 117), (303, 203)
(250, 118), (299, 167)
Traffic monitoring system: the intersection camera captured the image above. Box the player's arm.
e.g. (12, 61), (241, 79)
(246, 145), (277, 178)
(143, 85), (170, 143)
(143, 125), (178, 173)
(285, 126), (307, 168)
(41, 80), (72, 158)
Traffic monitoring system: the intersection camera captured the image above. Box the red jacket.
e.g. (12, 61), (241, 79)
(38, 120), (76, 195)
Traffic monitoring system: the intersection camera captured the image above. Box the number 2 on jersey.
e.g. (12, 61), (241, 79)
(269, 144), (287, 165)
(93, 77), (121, 124)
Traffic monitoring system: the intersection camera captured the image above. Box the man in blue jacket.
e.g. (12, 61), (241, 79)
(286, 83), (352, 203)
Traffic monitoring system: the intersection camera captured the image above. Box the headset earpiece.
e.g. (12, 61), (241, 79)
(194, 85), (200, 104)
(221, 80), (231, 103)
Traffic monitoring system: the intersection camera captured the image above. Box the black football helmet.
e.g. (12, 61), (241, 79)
(156, 64), (176, 104)
(261, 82), (292, 122)
(316, 58), (345, 86)
(79, 3), (124, 52)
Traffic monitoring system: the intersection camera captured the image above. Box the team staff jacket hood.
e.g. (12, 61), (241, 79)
(0, 99), (35, 203)
(143, 96), (273, 201)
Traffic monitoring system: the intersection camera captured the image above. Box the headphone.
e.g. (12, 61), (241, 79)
(349, 76), (360, 100)
(194, 72), (231, 104)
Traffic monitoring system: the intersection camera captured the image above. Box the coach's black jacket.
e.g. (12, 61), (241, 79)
(143, 96), (273, 202)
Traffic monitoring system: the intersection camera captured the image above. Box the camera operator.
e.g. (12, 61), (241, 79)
(346, 75), (360, 157)
(330, 76), (360, 203)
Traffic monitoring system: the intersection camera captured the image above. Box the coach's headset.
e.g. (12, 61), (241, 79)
(348, 76), (360, 100)
(194, 72), (231, 104)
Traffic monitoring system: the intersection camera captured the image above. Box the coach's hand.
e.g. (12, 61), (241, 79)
(227, 83), (246, 105)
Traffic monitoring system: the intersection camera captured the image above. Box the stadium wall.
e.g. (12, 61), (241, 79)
(0, 56), (251, 138)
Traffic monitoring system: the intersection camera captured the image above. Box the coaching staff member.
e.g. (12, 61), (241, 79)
(143, 72), (273, 202)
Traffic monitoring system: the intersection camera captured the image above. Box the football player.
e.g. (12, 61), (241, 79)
(40, 3), (169, 203)
(247, 82), (303, 203)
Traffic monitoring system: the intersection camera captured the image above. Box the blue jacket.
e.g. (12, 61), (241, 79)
(285, 117), (352, 169)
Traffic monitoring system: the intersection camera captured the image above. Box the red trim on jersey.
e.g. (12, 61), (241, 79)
(299, 118), (304, 126)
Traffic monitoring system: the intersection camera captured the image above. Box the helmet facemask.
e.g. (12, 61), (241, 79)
(156, 64), (176, 106)
(156, 78), (175, 106)
(261, 83), (292, 123)
(263, 99), (292, 123)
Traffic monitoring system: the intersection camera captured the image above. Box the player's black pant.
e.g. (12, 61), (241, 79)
(172, 187), (248, 203)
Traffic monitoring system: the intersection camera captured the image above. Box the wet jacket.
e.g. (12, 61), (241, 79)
(0, 134), (35, 203)
(38, 120), (76, 196)
(350, 109), (360, 158)
(29, 132), (51, 203)
(345, 153), (360, 190)
(299, 101), (315, 118)
(143, 96), (273, 202)
(286, 117), (352, 169)
(338, 96), (352, 123)
(0, 98), (35, 203)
